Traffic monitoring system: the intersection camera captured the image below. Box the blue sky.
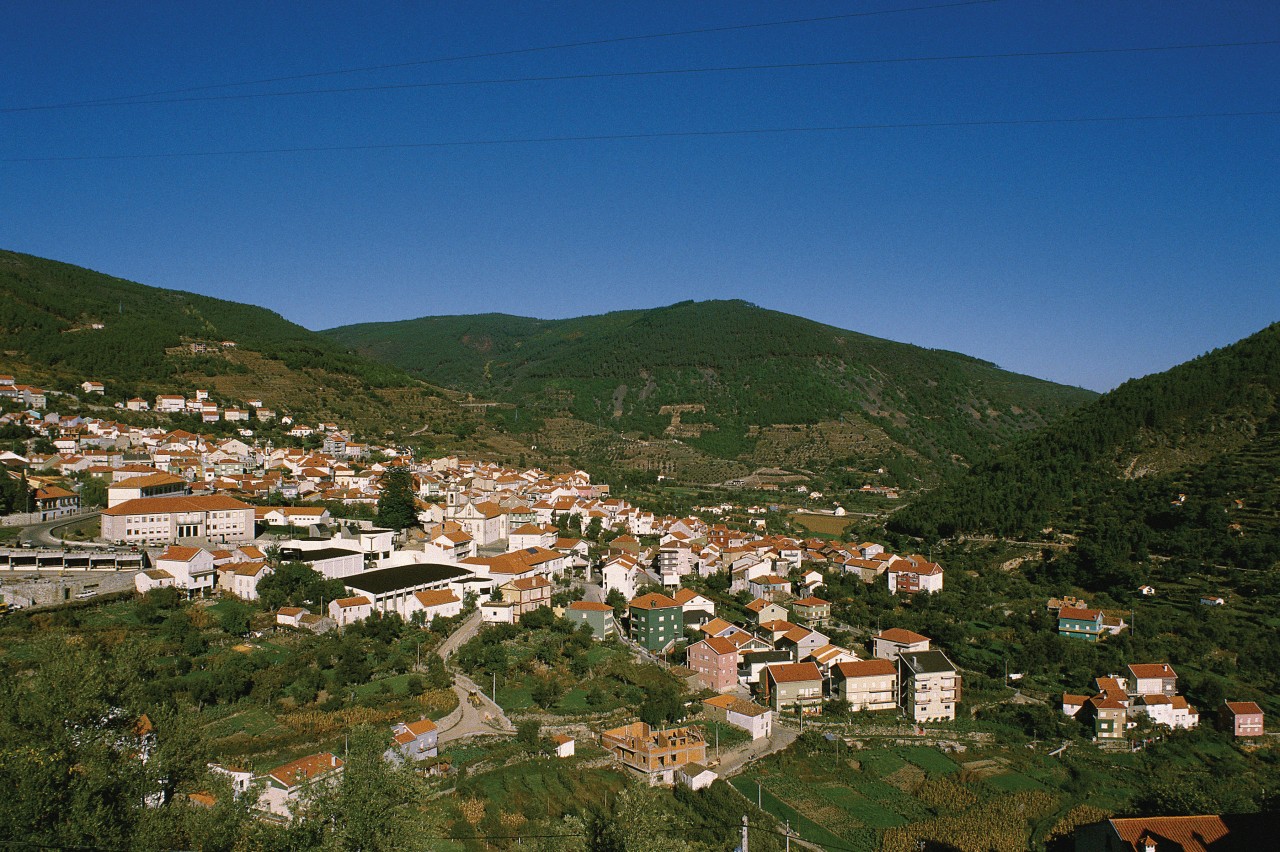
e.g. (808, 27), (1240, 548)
(3, 1), (1277, 392)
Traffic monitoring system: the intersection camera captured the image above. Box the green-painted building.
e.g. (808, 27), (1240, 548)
(565, 600), (617, 640)
(628, 592), (682, 652)
(1058, 606), (1104, 642)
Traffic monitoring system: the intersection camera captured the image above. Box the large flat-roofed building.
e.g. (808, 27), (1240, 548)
(341, 563), (473, 619)
(277, 544), (364, 579)
(101, 495), (255, 545)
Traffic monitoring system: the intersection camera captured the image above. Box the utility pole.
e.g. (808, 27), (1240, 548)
(757, 779), (762, 810)
(741, 815), (749, 852)
(785, 819), (791, 851)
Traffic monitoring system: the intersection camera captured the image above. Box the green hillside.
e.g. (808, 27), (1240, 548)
(325, 300), (1096, 484)
(0, 250), (460, 437)
(891, 322), (1280, 573)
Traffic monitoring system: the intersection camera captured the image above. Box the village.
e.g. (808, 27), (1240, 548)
(0, 371), (1270, 847)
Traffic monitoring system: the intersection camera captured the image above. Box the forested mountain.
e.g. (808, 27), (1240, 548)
(325, 300), (1096, 485)
(0, 250), (459, 436)
(891, 322), (1280, 574)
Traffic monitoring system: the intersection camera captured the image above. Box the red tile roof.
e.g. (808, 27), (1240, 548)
(103, 494), (252, 516)
(834, 659), (896, 678)
(1107, 815), (1229, 851)
(766, 662), (822, 684)
(700, 636), (738, 656)
(876, 628), (929, 645)
(629, 592), (680, 610)
(268, 753), (343, 789)
(568, 601), (614, 612)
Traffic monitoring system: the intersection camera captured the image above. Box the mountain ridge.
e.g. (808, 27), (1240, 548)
(324, 298), (1097, 485)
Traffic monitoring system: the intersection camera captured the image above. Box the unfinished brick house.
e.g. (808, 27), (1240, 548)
(600, 722), (707, 785)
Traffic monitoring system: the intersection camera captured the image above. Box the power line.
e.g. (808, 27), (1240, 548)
(6, 39), (1273, 114)
(5, 110), (1276, 164)
(4, 0), (1004, 111)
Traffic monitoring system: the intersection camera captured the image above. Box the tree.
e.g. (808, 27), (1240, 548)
(336, 726), (412, 852)
(516, 719), (543, 751)
(376, 467), (417, 530)
(76, 475), (108, 509)
(256, 562), (344, 610)
(638, 683), (684, 727)
(585, 807), (625, 852)
(217, 600), (252, 636)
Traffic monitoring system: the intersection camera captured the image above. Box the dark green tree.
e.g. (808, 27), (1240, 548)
(376, 468), (417, 530)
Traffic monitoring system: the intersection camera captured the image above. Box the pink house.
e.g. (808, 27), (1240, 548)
(1225, 701), (1264, 737)
(687, 636), (739, 692)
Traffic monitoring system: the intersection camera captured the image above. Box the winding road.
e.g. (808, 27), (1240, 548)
(434, 609), (515, 743)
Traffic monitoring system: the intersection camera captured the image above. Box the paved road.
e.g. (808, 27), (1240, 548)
(580, 580), (605, 603)
(437, 608), (482, 661)
(713, 722), (800, 777)
(18, 511), (102, 547)
(433, 609), (515, 743)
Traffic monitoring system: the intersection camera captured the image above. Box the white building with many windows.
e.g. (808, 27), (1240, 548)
(101, 495), (255, 545)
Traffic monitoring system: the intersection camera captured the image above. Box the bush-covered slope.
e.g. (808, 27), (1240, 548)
(326, 299), (1096, 483)
(890, 322), (1280, 571)
(0, 250), (414, 389)
(0, 250), (463, 436)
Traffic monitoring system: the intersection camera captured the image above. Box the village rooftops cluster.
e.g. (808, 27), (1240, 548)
(1062, 663), (1200, 741)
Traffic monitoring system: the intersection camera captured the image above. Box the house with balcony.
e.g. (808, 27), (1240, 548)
(386, 719), (438, 763)
(762, 662), (824, 715)
(790, 595), (831, 626)
(628, 592), (682, 653)
(687, 636), (739, 692)
(499, 575), (552, 620)
(33, 485), (80, 521)
(872, 628), (930, 661)
(564, 600), (617, 639)
(1224, 701), (1265, 738)
(832, 659), (898, 712)
(1058, 606), (1106, 642)
(886, 556), (944, 595)
(898, 650), (960, 722)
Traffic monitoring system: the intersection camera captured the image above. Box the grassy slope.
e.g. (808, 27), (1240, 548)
(326, 300), (1097, 483)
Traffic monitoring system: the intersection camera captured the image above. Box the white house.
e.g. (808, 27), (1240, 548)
(404, 589), (462, 624)
(257, 753), (343, 819)
(137, 546), (216, 595)
(329, 595), (374, 627)
(217, 561), (274, 601)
